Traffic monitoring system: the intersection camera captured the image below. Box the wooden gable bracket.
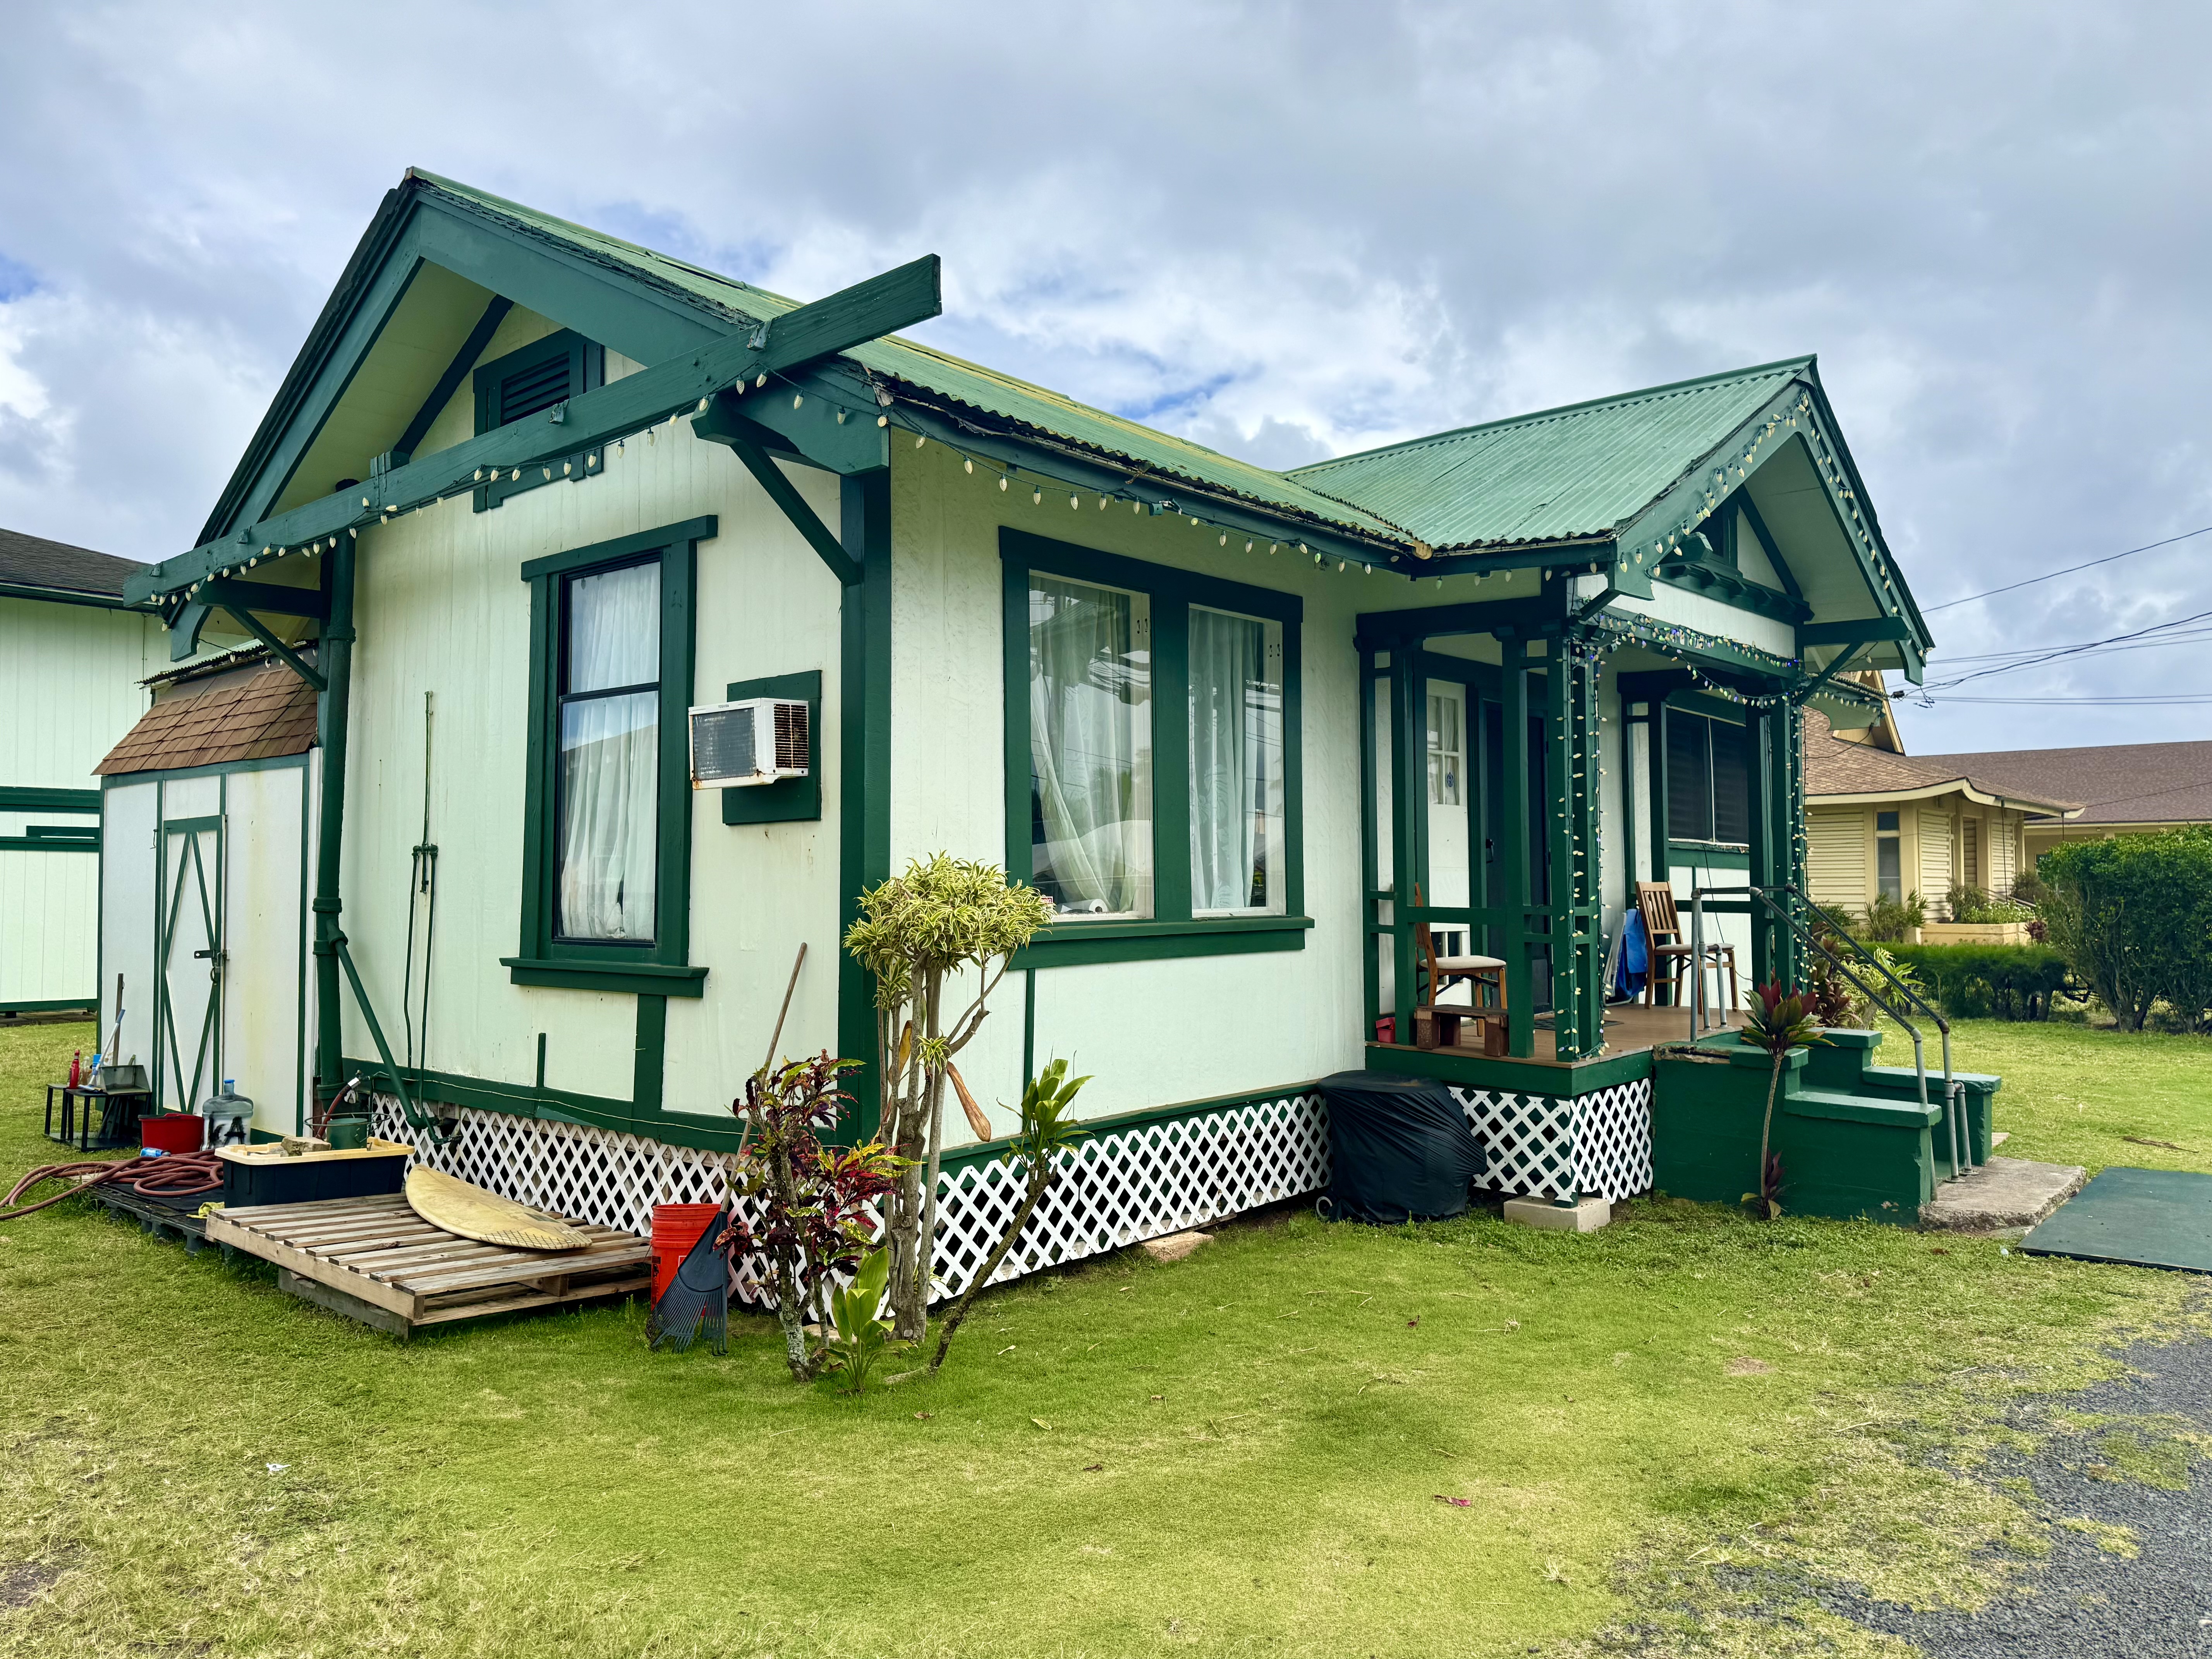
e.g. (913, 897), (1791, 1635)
(687, 390), (862, 586)
(126, 253), (944, 608)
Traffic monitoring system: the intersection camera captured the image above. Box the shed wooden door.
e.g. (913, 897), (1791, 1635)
(156, 814), (223, 1112)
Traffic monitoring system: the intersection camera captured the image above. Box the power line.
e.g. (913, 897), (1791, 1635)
(1922, 524), (2212, 613)
(1917, 606), (2212, 692)
(1908, 693), (2212, 706)
(1935, 627), (2212, 665)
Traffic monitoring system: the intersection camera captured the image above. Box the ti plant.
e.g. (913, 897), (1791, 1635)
(1740, 980), (1825, 1221)
(843, 855), (1053, 1342)
(928, 1058), (1091, 1374)
(722, 1054), (906, 1381)
(822, 1246), (898, 1394)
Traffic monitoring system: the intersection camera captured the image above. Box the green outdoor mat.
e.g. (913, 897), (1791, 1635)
(2021, 1166), (2212, 1273)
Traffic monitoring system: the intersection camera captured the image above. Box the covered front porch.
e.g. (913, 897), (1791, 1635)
(1353, 590), (1803, 1097)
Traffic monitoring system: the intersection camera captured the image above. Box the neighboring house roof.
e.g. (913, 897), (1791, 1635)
(1906, 740), (2212, 829)
(1802, 708), (2080, 814)
(96, 662), (318, 776)
(1285, 359), (1807, 554)
(0, 524), (146, 602)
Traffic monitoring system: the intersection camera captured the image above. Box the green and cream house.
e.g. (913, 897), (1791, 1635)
(104, 169), (1941, 1277)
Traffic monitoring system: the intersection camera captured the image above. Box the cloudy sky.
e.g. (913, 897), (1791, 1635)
(2, 1), (2205, 751)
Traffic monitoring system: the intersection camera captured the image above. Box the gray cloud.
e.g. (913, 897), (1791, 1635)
(1, 0), (2204, 747)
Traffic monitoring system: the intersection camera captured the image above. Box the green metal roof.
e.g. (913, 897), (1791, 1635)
(409, 171), (1408, 546)
(1286, 359), (1813, 553)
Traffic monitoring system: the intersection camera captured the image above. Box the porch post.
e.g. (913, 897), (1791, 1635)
(1389, 647), (1424, 1048)
(1358, 648), (1381, 1041)
(1778, 702), (1806, 985)
(838, 470), (893, 1137)
(311, 532), (356, 1101)
(1547, 639), (1603, 1061)
(1498, 634), (1535, 1057)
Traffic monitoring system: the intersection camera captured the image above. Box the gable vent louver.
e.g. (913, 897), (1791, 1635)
(500, 357), (572, 424)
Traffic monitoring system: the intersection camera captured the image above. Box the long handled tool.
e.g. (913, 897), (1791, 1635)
(736, 944), (808, 1159)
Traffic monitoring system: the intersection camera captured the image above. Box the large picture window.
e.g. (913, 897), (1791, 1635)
(508, 518), (713, 998)
(1003, 531), (1305, 965)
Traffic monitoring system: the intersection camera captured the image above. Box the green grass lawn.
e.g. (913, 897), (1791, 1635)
(1, 1018), (2206, 1658)
(1935, 1018), (2212, 1176)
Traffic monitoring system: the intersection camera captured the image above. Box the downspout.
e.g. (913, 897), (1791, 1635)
(312, 533), (356, 1109)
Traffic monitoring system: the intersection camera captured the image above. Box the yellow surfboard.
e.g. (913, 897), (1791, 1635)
(405, 1167), (589, 1252)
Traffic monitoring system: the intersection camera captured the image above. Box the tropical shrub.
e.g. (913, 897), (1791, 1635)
(1741, 981), (1824, 1220)
(2039, 828), (2212, 1032)
(844, 855), (1053, 1340)
(1856, 890), (1928, 943)
(1944, 884), (2036, 924)
(1889, 943), (2071, 1021)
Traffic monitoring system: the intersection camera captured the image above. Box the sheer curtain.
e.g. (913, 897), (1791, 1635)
(1029, 575), (1152, 917)
(1189, 607), (1284, 914)
(558, 562), (660, 940)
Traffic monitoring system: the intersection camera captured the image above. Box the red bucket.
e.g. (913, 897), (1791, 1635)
(139, 1113), (204, 1154)
(650, 1203), (722, 1303)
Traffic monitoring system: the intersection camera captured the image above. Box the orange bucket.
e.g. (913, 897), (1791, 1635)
(650, 1203), (722, 1302)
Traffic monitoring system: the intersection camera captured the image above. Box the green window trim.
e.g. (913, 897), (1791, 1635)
(513, 516), (714, 996)
(472, 328), (606, 512)
(1001, 528), (1305, 969)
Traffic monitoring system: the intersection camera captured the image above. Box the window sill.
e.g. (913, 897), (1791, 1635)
(500, 957), (708, 998)
(1011, 915), (1312, 970)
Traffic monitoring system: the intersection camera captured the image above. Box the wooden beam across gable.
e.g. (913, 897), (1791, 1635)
(129, 254), (944, 605)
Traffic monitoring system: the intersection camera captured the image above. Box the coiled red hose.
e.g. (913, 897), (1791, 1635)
(0, 1150), (226, 1223)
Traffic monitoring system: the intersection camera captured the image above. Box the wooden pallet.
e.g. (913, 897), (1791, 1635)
(89, 1183), (216, 1253)
(206, 1192), (653, 1338)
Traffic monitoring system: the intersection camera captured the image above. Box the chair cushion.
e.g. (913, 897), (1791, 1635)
(1434, 955), (1506, 971)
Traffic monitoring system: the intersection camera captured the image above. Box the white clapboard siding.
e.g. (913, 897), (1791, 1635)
(1806, 807), (1866, 913)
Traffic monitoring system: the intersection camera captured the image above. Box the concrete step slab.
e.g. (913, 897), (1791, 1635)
(1921, 1156), (2087, 1231)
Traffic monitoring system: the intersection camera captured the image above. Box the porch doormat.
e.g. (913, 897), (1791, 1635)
(2020, 1166), (2212, 1274)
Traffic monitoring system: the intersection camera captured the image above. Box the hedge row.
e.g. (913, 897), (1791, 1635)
(1887, 942), (2071, 1022)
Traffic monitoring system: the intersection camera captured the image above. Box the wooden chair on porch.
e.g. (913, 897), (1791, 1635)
(1634, 880), (1738, 1015)
(1412, 883), (1506, 1053)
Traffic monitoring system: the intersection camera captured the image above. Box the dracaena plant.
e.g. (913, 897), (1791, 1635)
(844, 855), (1053, 1342)
(723, 1053), (906, 1382)
(1741, 980), (1825, 1221)
(823, 1246), (897, 1394)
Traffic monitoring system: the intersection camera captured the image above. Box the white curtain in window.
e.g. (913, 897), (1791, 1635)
(1029, 575), (1151, 917)
(559, 563), (660, 940)
(1189, 607), (1283, 914)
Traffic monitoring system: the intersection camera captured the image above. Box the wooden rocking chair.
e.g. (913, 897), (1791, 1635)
(1634, 880), (1738, 1014)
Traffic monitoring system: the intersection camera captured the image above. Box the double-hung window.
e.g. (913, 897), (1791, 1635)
(507, 518), (713, 998)
(1005, 532), (1304, 965)
(1664, 706), (1750, 846)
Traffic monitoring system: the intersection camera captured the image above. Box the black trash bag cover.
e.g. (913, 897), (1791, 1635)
(1318, 1070), (1486, 1225)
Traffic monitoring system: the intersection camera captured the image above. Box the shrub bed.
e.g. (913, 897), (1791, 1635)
(1889, 942), (2071, 1022)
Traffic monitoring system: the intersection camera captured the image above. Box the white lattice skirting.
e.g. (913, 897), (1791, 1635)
(1449, 1079), (1655, 1202)
(370, 1090), (1330, 1303)
(370, 1076), (1649, 1302)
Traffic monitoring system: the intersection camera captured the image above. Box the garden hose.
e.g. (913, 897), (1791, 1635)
(0, 1150), (226, 1223)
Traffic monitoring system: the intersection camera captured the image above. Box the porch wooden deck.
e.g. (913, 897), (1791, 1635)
(206, 1193), (652, 1338)
(1367, 1000), (1743, 1094)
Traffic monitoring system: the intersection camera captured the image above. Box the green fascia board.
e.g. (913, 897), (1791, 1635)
(0, 787), (100, 813)
(1362, 1041), (1653, 1097)
(130, 255), (940, 604)
(1290, 358), (1810, 553)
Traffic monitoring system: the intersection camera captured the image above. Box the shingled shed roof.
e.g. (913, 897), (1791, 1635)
(0, 524), (147, 601)
(97, 662), (318, 776)
(1803, 708), (2079, 814)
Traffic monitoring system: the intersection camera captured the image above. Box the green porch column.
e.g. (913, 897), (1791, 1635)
(1499, 635), (1535, 1057)
(1358, 648), (1381, 1038)
(1778, 702), (1806, 985)
(1547, 639), (1604, 1061)
(838, 470), (893, 1138)
(1746, 701), (1803, 991)
(1747, 704), (1778, 990)
(311, 533), (356, 1100)
(1389, 647), (1424, 1048)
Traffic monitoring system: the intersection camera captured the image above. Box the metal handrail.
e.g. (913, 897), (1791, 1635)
(1746, 884), (1968, 1178)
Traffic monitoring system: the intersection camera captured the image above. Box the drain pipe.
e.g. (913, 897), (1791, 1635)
(311, 532), (357, 1110)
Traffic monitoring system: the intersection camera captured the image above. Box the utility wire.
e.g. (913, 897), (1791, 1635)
(1914, 607), (2212, 692)
(1911, 693), (2212, 706)
(1922, 524), (2212, 613)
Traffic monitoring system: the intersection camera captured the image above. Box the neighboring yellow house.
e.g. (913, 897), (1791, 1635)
(1802, 705), (2078, 919)
(1905, 738), (2212, 864)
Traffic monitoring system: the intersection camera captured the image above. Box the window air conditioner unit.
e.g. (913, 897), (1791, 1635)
(689, 697), (810, 788)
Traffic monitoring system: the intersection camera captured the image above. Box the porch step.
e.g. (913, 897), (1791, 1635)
(1784, 1087), (1940, 1129)
(1921, 1157), (2087, 1231)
